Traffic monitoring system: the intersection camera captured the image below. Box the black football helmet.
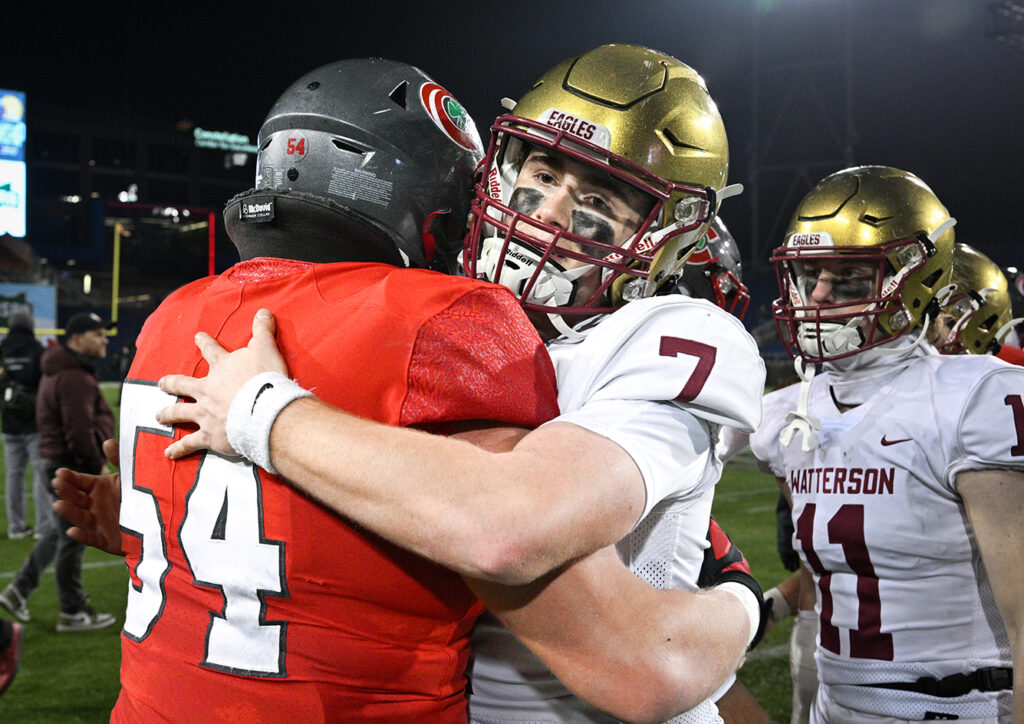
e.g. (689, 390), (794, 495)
(226, 58), (484, 271)
(666, 216), (750, 319)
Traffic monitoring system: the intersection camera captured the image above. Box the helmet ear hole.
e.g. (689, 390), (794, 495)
(332, 139), (366, 155)
(920, 268), (945, 293)
(389, 81), (408, 108)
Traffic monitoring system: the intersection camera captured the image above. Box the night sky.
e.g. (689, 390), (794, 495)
(5, 0), (1024, 292)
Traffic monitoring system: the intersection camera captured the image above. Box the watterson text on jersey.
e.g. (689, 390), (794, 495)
(788, 467), (895, 496)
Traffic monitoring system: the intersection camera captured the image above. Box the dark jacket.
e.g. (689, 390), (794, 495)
(37, 343), (114, 473)
(0, 328), (44, 435)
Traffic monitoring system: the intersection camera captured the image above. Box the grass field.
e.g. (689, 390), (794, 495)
(0, 385), (796, 722)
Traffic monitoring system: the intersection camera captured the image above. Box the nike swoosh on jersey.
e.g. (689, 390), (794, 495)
(880, 435), (913, 446)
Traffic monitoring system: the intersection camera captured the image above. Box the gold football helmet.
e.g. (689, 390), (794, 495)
(462, 43), (732, 317)
(771, 165), (955, 362)
(933, 243), (1012, 354)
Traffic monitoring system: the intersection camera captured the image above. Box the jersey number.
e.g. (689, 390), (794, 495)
(120, 381), (288, 677)
(795, 503), (894, 660)
(659, 336), (716, 402)
(1005, 394), (1024, 456)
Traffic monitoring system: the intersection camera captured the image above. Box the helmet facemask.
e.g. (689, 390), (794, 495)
(772, 237), (936, 363)
(934, 296), (1019, 355)
(462, 114), (714, 319)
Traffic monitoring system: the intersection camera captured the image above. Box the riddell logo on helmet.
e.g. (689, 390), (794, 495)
(488, 167), (501, 200)
(506, 248), (536, 266)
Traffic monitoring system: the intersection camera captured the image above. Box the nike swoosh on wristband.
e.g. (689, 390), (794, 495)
(880, 435), (913, 446)
(251, 383), (274, 414)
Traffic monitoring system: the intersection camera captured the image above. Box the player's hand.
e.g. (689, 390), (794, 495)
(157, 309), (288, 459)
(698, 516), (769, 649)
(52, 439), (125, 556)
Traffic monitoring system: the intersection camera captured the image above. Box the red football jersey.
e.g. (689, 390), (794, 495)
(114, 258), (558, 723)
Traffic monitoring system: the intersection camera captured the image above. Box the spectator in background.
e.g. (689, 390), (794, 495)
(0, 312), (116, 632)
(0, 310), (49, 540)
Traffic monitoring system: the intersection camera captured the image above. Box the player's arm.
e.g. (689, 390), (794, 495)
(157, 311), (645, 585)
(466, 549), (748, 723)
(52, 438), (124, 555)
(958, 467), (1024, 721)
(281, 399), (644, 584)
(464, 520), (764, 724)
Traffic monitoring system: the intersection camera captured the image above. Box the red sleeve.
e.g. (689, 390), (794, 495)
(402, 286), (559, 429)
(996, 343), (1024, 367)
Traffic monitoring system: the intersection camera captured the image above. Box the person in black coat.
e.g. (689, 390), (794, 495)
(0, 311), (49, 539)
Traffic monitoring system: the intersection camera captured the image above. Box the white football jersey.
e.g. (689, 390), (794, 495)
(547, 296), (764, 522)
(750, 352), (1024, 720)
(469, 297), (765, 724)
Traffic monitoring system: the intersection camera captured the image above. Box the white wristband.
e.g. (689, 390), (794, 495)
(715, 581), (761, 648)
(226, 371), (312, 474)
(765, 586), (794, 622)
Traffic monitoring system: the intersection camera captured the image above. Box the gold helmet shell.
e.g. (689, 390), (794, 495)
(771, 166), (955, 362)
(463, 44), (731, 316)
(935, 242), (1011, 354)
(512, 43), (729, 198)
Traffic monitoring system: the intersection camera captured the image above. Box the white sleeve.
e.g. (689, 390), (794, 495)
(748, 384), (800, 479)
(949, 363), (1024, 483)
(717, 426), (750, 463)
(548, 297), (763, 520)
(551, 297), (765, 432)
(552, 398), (715, 523)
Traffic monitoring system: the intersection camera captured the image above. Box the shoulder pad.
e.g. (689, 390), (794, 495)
(551, 297), (765, 431)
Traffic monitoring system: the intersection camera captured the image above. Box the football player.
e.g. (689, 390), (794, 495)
(70, 58), (562, 723)
(929, 242), (1024, 365)
(153, 45), (770, 722)
(750, 165), (1024, 722)
(667, 215), (751, 321)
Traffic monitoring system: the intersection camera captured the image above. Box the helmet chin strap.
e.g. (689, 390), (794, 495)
(779, 356), (822, 452)
(996, 317), (1024, 345)
(943, 302), (977, 350)
(796, 320), (865, 358)
(783, 314), (935, 452)
(547, 313), (587, 341)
